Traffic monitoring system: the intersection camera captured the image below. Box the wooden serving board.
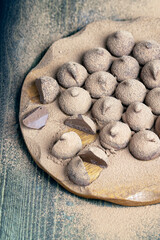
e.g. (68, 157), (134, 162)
(19, 17), (160, 206)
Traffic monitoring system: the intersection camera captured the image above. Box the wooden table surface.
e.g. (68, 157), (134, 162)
(1, 0), (160, 239)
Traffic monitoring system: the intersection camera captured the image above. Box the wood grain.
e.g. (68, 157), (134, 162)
(1, 0), (160, 239)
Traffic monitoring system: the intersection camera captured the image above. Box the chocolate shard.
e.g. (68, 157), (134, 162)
(64, 114), (96, 134)
(22, 106), (48, 129)
(35, 76), (59, 104)
(79, 147), (108, 168)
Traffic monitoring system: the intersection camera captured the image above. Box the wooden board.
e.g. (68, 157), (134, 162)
(19, 17), (160, 207)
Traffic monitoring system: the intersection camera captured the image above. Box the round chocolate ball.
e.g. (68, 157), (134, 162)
(129, 130), (160, 160)
(123, 102), (154, 131)
(59, 87), (92, 115)
(133, 40), (160, 65)
(57, 62), (88, 88)
(83, 47), (112, 73)
(91, 96), (123, 127)
(141, 60), (160, 89)
(85, 71), (117, 98)
(99, 121), (131, 150)
(115, 79), (146, 106)
(111, 56), (139, 82)
(145, 87), (160, 115)
(106, 30), (135, 57)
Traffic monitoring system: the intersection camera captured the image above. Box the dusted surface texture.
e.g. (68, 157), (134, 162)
(1, 0), (160, 239)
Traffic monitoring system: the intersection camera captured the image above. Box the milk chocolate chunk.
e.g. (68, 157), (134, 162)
(36, 76), (59, 104)
(22, 106), (48, 129)
(64, 115), (96, 134)
(79, 147), (108, 168)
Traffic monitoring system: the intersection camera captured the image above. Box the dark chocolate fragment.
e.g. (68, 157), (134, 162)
(79, 147), (108, 168)
(22, 106), (48, 129)
(64, 115), (96, 134)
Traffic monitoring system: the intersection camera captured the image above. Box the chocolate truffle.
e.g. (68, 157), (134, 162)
(145, 87), (160, 115)
(129, 130), (160, 160)
(67, 156), (90, 186)
(141, 60), (160, 89)
(106, 30), (135, 57)
(155, 116), (160, 137)
(99, 121), (131, 150)
(85, 71), (117, 98)
(123, 102), (154, 131)
(91, 96), (123, 127)
(83, 47), (112, 73)
(64, 114), (96, 134)
(52, 132), (82, 159)
(133, 40), (160, 65)
(115, 79), (147, 106)
(36, 76), (59, 104)
(111, 56), (139, 82)
(59, 87), (92, 115)
(22, 106), (48, 129)
(56, 62), (88, 88)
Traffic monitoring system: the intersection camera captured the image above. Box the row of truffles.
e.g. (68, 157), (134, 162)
(22, 30), (160, 187)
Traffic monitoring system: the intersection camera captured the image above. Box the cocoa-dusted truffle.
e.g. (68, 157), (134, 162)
(106, 31), (135, 57)
(145, 87), (160, 115)
(111, 56), (139, 82)
(67, 156), (90, 186)
(64, 114), (96, 134)
(129, 130), (160, 160)
(36, 76), (59, 104)
(56, 62), (88, 88)
(85, 71), (117, 98)
(52, 132), (82, 159)
(91, 96), (123, 127)
(133, 40), (160, 65)
(59, 87), (92, 115)
(155, 116), (160, 137)
(122, 102), (154, 131)
(115, 79), (147, 106)
(141, 60), (160, 89)
(99, 121), (131, 150)
(82, 47), (112, 73)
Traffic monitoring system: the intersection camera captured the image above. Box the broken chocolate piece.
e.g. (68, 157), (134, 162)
(79, 147), (108, 168)
(35, 76), (59, 104)
(22, 106), (48, 129)
(64, 115), (96, 134)
(67, 156), (90, 186)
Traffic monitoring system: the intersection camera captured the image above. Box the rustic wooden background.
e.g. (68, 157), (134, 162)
(1, 0), (160, 239)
